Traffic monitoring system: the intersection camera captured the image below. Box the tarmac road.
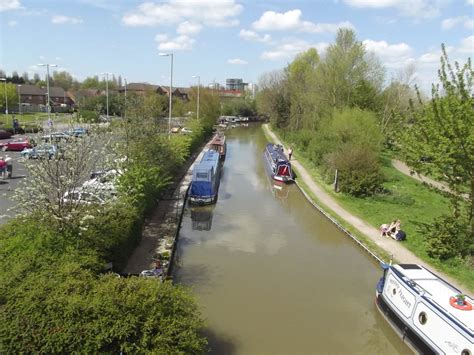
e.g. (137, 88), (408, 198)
(0, 150), (28, 226)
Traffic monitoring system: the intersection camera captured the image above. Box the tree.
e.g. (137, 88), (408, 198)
(256, 70), (290, 128)
(22, 71), (30, 83)
(0, 83), (18, 114)
(402, 45), (474, 260)
(286, 48), (321, 130)
(316, 28), (384, 109)
(52, 70), (74, 90)
(33, 73), (41, 83)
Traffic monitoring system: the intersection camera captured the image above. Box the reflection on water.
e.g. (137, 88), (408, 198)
(175, 124), (410, 355)
(191, 205), (215, 231)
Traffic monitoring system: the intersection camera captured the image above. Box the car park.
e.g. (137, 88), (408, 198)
(20, 144), (57, 159)
(0, 130), (12, 140)
(1, 138), (33, 151)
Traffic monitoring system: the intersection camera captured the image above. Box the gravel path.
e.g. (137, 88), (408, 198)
(263, 124), (467, 291)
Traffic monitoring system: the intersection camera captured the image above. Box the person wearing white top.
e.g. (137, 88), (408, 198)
(4, 155), (12, 178)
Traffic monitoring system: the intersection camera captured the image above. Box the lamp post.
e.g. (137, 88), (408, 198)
(38, 63), (57, 122)
(124, 78), (127, 119)
(0, 78), (8, 117)
(192, 75), (200, 120)
(17, 84), (22, 114)
(101, 72), (113, 120)
(159, 52), (173, 138)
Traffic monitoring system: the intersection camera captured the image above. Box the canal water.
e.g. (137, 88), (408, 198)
(174, 124), (410, 354)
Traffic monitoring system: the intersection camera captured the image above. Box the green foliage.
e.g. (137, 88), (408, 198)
(0, 82), (18, 113)
(221, 97), (256, 117)
(0, 255), (206, 353)
(402, 45), (473, 261)
(423, 215), (471, 260)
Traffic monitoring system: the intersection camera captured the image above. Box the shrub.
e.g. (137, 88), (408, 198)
(327, 144), (384, 196)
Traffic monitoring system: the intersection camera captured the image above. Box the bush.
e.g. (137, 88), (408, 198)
(327, 144), (384, 196)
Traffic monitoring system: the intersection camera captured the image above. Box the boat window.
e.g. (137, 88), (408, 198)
(196, 172), (208, 179)
(418, 312), (427, 325)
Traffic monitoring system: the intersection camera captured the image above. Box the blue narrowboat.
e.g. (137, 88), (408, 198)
(189, 150), (222, 205)
(263, 143), (294, 183)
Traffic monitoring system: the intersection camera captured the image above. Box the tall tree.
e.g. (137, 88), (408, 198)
(316, 28), (384, 109)
(22, 71), (30, 83)
(402, 45), (473, 260)
(256, 70), (290, 129)
(286, 48), (321, 130)
(52, 70), (74, 90)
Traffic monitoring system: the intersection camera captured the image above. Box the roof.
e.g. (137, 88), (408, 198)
(393, 264), (474, 335)
(194, 150), (219, 172)
(119, 83), (160, 92)
(18, 84), (65, 97)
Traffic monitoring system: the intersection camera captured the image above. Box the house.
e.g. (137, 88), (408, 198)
(17, 84), (74, 112)
(118, 82), (189, 100)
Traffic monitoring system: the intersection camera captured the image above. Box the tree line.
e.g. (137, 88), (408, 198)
(256, 29), (473, 267)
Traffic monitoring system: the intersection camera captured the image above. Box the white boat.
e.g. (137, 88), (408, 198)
(375, 263), (473, 354)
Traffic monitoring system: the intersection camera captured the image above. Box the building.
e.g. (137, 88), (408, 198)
(17, 84), (74, 113)
(117, 82), (189, 100)
(226, 78), (247, 91)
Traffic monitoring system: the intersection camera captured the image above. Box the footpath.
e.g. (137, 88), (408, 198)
(263, 124), (466, 291)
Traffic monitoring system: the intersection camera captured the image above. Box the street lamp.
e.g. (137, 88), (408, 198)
(192, 75), (200, 121)
(159, 52), (173, 138)
(124, 77), (127, 119)
(17, 84), (22, 114)
(37, 63), (57, 122)
(0, 78), (8, 116)
(101, 72), (113, 120)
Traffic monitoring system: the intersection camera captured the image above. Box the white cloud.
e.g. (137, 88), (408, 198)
(441, 16), (474, 30)
(458, 35), (474, 53)
(51, 15), (83, 24)
(363, 39), (413, 68)
(0, 0), (21, 12)
(239, 29), (271, 43)
(123, 0), (243, 27)
(8, 20), (17, 26)
(155, 33), (169, 42)
(252, 9), (354, 33)
(156, 34), (195, 50)
(177, 21), (203, 35)
(261, 39), (328, 61)
(227, 58), (248, 65)
(343, 0), (442, 18)
(467, 0), (474, 4)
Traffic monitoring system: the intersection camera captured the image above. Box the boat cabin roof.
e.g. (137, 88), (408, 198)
(392, 264), (474, 335)
(265, 143), (289, 163)
(210, 133), (225, 146)
(193, 150), (220, 175)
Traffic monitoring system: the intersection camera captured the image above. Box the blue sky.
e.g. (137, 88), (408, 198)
(0, 0), (473, 91)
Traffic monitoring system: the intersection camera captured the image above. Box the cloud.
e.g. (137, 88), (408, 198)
(458, 35), (474, 53)
(123, 0), (243, 27)
(441, 16), (474, 30)
(261, 39), (328, 61)
(51, 15), (83, 24)
(156, 34), (195, 50)
(467, 0), (474, 4)
(363, 39), (413, 68)
(252, 9), (354, 33)
(177, 21), (202, 35)
(8, 20), (17, 26)
(343, 0), (442, 18)
(227, 58), (248, 65)
(239, 29), (271, 43)
(0, 0), (21, 12)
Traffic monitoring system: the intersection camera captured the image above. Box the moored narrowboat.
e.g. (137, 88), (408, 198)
(189, 150), (222, 205)
(209, 132), (226, 160)
(375, 263), (473, 354)
(263, 143), (294, 183)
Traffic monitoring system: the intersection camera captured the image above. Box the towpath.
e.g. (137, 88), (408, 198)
(263, 124), (466, 291)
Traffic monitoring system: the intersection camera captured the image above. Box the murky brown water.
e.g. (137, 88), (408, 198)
(175, 124), (410, 354)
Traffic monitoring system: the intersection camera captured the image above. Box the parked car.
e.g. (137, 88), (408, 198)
(64, 127), (88, 137)
(41, 132), (71, 142)
(1, 138), (33, 151)
(83, 169), (120, 191)
(171, 127), (181, 133)
(63, 188), (116, 205)
(0, 130), (12, 140)
(20, 144), (57, 159)
(181, 127), (193, 134)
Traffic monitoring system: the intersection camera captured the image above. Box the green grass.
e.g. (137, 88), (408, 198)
(265, 126), (474, 292)
(0, 113), (74, 129)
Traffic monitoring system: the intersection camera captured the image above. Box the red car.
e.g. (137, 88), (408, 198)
(1, 138), (33, 151)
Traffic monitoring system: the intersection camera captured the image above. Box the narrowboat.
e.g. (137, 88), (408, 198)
(263, 143), (294, 183)
(209, 132), (226, 160)
(189, 150), (221, 205)
(375, 263), (473, 354)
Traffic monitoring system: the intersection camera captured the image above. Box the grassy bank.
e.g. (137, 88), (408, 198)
(267, 127), (474, 292)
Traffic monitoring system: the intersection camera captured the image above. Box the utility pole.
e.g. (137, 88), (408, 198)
(38, 63), (57, 122)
